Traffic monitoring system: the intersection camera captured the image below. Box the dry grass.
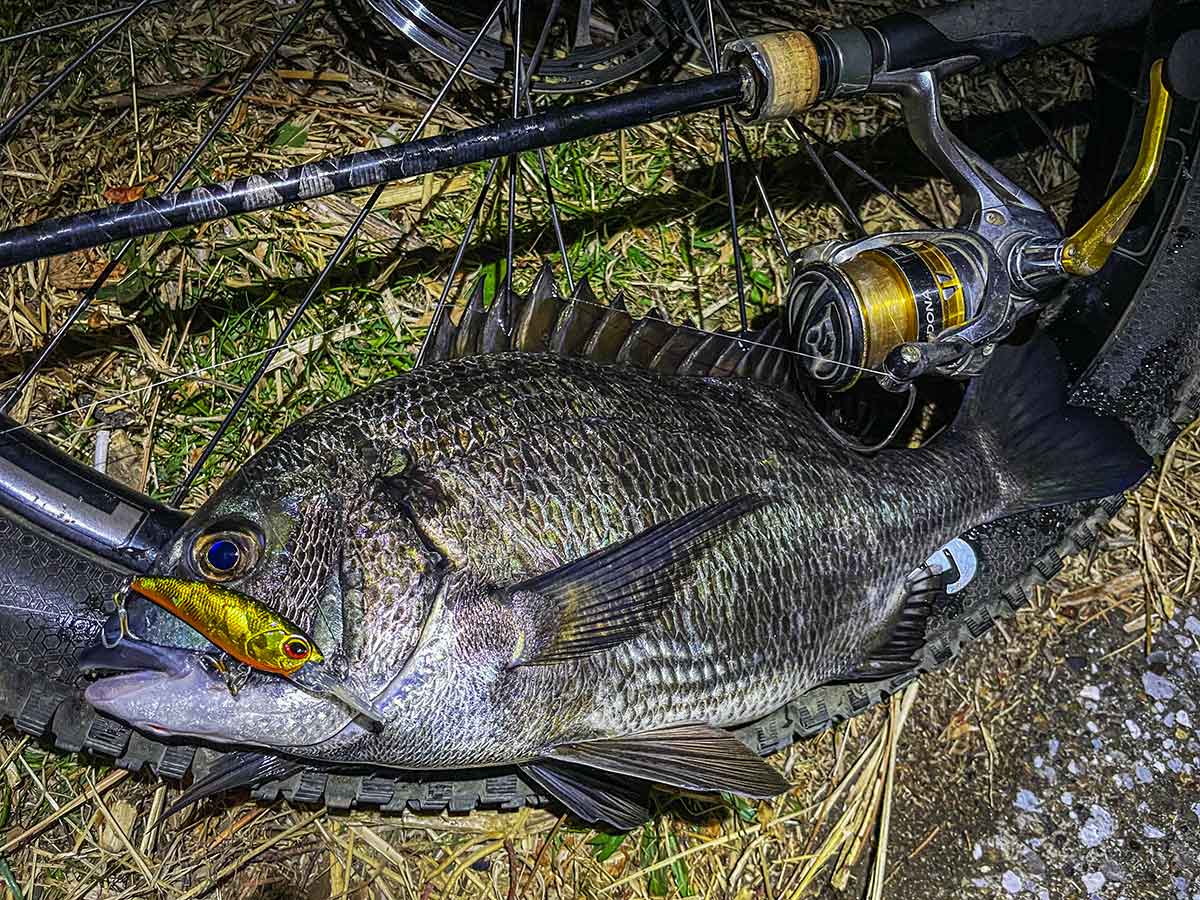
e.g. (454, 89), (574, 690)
(0, 2), (1186, 899)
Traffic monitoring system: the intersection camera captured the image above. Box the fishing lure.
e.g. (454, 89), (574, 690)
(127, 575), (385, 726)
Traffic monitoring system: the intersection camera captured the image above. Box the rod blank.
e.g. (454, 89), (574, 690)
(0, 71), (747, 270)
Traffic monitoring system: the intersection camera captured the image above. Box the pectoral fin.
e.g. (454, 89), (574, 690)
(157, 751), (299, 823)
(510, 495), (769, 666)
(546, 723), (790, 799)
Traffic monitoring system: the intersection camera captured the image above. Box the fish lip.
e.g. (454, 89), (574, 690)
(78, 637), (205, 678)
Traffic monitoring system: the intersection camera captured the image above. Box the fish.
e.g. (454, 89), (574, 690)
(80, 333), (1149, 828)
(125, 575), (386, 726)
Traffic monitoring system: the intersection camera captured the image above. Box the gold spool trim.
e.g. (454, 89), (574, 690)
(910, 240), (966, 334)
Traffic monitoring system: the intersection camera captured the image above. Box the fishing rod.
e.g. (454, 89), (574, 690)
(0, 70), (752, 269)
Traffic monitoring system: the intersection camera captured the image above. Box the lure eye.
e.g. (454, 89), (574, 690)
(192, 526), (261, 582)
(282, 637), (310, 660)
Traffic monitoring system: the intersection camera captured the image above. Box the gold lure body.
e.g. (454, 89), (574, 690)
(130, 575), (320, 676)
(128, 576), (383, 726)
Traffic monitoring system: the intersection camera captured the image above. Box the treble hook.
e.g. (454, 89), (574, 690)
(201, 652), (252, 697)
(100, 586), (143, 647)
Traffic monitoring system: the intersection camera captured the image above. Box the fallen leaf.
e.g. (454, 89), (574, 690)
(47, 249), (127, 290)
(103, 184), (146, 204)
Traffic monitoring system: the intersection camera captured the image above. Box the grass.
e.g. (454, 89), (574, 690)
(0, 1), (1189, 898)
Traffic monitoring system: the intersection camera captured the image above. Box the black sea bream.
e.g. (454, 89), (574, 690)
(83, 336), (1148, 826)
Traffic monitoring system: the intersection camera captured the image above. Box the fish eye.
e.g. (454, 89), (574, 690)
(207, 539), (240, 571)
(192, 526), (261, 582)
(282, 637), (310, 660)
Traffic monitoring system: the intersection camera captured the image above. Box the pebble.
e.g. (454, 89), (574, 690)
(1086, 720), (1101, 733)
(1185, 614), (1200, 636)
(1192, 802), (1200, 825)
(1048, 738), (1060, 758)
(1143, 823), (1167, 839)
(1135, 764), (1153, 784)
(1082, 871), (1106, 893)
(1143, 671), (1177, 700)
(1002, 871), (1023, 894)
(1125, 719), (1143, 739)
(1015, 789), (1042, 813)
(1080, 684), (1101, 702)
(1079, 805), (1115, 848)
(1061, 791), (1075, 805)
(1178, 710), (1192, 729)
(973, 842), (983, 860)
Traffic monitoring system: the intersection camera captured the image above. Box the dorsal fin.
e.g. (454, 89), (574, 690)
(650, 329), (706, 374)
(416, 264), (793, 388)
(452, 280), (488, 358)
(480, 286), (520, 354)
(515, 280), (562, 352)
(616, 316), (675, 368)
(583, 304), (635, 363)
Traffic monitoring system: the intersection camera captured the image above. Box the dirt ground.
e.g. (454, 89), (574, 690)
(886, 559), (1200, 899)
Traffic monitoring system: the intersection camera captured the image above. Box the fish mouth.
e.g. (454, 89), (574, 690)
(80, 638), (222, 727)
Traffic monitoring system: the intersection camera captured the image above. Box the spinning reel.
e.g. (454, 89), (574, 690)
(728, 28), (1178, 397)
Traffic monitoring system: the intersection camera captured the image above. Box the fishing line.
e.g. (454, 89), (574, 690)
(0, 285), (892, 441)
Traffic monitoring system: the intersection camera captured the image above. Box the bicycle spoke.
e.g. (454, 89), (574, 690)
(679, 0), (749, 332)
(998, 67), (1081, 174)
(649, 0), (789, 260)
(521, 0), (575, 293)
(172, 0), (508, 505)
(793, 121), (939, 230)
(1, 0), (321, 415)
(0, 0), (154, 146)
(0, 1), (172, 48)
(791, 123), (867, 236)
(729, 118), (790, 259)
(503, 0), (525, 328)
(1056, 46), (1138, 100)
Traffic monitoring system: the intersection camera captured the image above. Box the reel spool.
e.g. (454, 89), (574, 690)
(786, 235), (989, 391)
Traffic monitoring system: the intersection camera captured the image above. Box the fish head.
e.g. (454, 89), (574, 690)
(85, 418), (450, 746)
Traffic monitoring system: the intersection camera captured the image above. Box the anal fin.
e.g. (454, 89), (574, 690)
(828, 562), (946, 685)
(522, 760), (653, 830)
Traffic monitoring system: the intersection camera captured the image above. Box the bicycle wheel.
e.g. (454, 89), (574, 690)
(0, 0), (1196, 818)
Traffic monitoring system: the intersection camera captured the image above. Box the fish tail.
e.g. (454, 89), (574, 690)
(951, 335), (1150, 515)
